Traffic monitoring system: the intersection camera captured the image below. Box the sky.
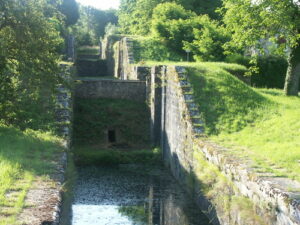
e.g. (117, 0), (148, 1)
(76, 0), (120, 10)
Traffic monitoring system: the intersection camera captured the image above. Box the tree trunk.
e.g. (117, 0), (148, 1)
(284, 42), (300, 96)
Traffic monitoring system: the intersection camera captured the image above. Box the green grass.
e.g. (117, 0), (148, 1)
(213, 89), (300, 181)
(174, 62), (300, 182)
(73, 146), (161, 166)
(0, 125), (63, 224)
(76, 46), (100, 55)
(185, 63), (268, 134)
(135, 60), (300, 181)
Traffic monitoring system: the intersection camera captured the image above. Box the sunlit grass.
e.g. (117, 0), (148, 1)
(213, 89), (300, 181)
(0, 125), (63, 224)
(178, 63), (299, 181)
(137, 60), (300, 181)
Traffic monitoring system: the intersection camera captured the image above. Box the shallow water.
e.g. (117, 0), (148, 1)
(71, 164), (211, 225)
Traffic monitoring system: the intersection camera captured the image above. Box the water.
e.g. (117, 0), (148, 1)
(71, 164), (211, 225)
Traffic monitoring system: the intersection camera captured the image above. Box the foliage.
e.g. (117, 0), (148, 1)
(151, 2), (197, 55)
(225, 54), (251, 67)
(118, 0), (164, 35)
(226, 54), (298, 89)
(72, 5), (118, 46)
(251, 56), (289, 88)
(183, 15), (230, 61)
(179, 0), (222, 19)
(118, 0), (222, 36)
(59, 0), (79, 26)
(223, 0), (300, 50)
(105, 23), (120, 36)
(132, 36), (183, 62)
(0, 125), (63, 224)
(222, 0), (300, 95)
(0, 0), (64, 131)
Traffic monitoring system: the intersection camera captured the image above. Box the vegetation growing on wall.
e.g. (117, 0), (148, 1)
(73, 98), (150, 147)
(193, 149), (268, 225)
(74, 147), (161, 166)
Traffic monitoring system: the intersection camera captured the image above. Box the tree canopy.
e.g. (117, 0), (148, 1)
(0, 0), (64, 130)
(118, 0), (222, 35)
(222, 0), (300, 95)
(72, 5), (118, 45)
(60, 0), (80, 26)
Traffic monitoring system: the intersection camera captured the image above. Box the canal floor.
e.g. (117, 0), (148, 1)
(71, 164), (211, 225)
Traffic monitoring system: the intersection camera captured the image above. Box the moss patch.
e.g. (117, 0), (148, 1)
(73, 146), (161, 166)
(73, 98), (150, 148)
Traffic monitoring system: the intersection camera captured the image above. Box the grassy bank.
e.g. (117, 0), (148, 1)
(136, 60), (300, 181)
(213, 89), (300, 181)
(183, 63), (299, 181)
(0, 125), (63, 224)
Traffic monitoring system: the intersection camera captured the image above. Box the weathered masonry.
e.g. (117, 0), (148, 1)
(75, 79), (146, 102)
(99, 35), (300, 225)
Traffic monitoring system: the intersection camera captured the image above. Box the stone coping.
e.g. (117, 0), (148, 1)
(197, 140), (300, 225)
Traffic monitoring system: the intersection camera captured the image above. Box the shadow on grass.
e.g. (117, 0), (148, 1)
(187, 67), (271, 135)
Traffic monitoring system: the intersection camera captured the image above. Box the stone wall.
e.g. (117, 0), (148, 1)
(110, 35), (300, 225)
(113, 37), (137, 80)
(145, 65), (300, 225)
(75, 79), (146, 103)
(101, 35), (122, 76)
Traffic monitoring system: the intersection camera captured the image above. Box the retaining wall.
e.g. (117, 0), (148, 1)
(146, 65), (300, 225)
(107, 34), (300, 225)
(75, 79), (146, 103)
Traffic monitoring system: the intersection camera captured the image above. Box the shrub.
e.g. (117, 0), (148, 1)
(151, 2), (197, 56)
(251, 55), (288, 89)
(225, 54), (251, 67)
(226, 54), (290, 89)
(132, 37), (182, 62)
(183, 15), (231, 62)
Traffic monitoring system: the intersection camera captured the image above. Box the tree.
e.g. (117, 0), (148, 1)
(183, 15), (230, 61)
(176, 0), (222, 19)
(118, 0), (222, 36)
(60, 0), (79, 26)
(118, 0), (164, 35)
(223, 0), (300, 96)
(72, 6), (118, 45)
(151, 2), (197, 55)
(0, 0), (63, 130)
